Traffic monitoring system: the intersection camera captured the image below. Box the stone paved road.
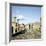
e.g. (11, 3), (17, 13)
(12, 30), (41, 40)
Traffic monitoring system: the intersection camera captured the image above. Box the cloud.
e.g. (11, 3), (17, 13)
(15, 14), (30, 24)
(15, 14), (27, 20)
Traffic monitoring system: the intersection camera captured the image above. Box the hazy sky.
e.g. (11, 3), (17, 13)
(11, 6), (41, 24)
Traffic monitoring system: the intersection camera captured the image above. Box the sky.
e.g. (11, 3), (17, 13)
(11, 6), (41, 24)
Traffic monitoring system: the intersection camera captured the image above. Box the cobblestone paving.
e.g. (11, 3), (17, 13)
(12, 30), (41, 40)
